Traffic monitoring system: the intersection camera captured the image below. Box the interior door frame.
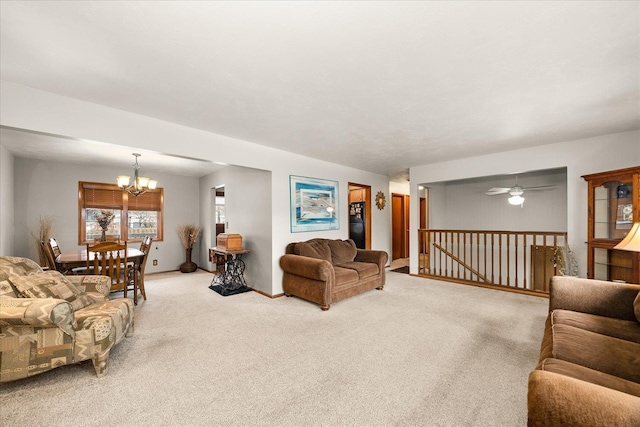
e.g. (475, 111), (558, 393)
(348, 183), (372, 250)
(392, 193), (410, 259)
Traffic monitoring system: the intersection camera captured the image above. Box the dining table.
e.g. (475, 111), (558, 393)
(56, 248), (145, 269)
(56, 248), (145, 303)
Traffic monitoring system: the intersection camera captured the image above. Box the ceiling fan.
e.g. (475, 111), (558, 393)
(485, 176), (556, 206)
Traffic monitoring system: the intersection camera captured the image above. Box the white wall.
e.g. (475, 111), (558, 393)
(0, 145), (14, 255)
(389, 180), (410, 196)
(199, 166), (272, 295)
(426, 169), (567, 231)
(12, 157), (200, 273)
(0, 82), (392, 296)
(410, 130), (640, 276)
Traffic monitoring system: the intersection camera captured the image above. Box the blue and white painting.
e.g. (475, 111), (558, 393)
(290, 175), (339, 232)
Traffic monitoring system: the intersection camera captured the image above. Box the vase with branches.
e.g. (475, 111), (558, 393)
(30, 216), (54, 267)
(95, 210), (115, 242)
(178, 224), (202, 273)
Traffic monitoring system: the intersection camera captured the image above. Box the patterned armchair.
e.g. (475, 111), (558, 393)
(0, 256), (134, 382)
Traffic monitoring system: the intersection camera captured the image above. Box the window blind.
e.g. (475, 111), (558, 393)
(129, 191), (162, 211)
(83, 186), (124, 210)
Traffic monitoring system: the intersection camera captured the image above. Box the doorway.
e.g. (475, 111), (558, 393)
(392, 193), (410, 260)
(348, 183), (372, 249)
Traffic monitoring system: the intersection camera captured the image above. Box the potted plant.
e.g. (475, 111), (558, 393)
(178, 224), (202, 273)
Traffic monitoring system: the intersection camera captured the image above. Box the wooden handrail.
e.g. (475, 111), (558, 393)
(432, 242), (493, 284)
(418, 229), (567, 295)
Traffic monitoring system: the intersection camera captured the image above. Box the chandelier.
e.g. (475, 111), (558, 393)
(117, 153), (157, 197)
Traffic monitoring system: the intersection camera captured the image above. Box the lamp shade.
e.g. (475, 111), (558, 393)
(117, 175), (130, 188)
(614, 222), (640, 252)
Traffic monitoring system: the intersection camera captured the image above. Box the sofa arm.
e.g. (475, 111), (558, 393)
(0, 297), (76, 336)
(67, 275), (111, 301)
(355, 249), (388, 268)
(549, 276), (640, 321)
(528, 370), (640, 426)
(280, 254), (332, 282)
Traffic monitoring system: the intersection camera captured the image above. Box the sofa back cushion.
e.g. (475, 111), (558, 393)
(294, 239), (332, 262)
(0, 256), (45, 298)
(328, 239), (357, 265)
(9, 271), (94, 311)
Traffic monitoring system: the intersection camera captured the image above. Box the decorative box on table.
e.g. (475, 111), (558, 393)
(216, 233), (243, 250)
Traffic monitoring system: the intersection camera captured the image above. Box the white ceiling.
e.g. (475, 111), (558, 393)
(1, 1), (638, 180)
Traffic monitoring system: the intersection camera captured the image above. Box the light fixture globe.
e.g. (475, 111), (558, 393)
(508, 195), (525, 206)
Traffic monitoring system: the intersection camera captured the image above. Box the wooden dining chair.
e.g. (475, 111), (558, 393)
(44, 237), (73, 274)
(87, 241), (130, 299)
(41, 240), (58, 271)
(127, 236), (152, 304)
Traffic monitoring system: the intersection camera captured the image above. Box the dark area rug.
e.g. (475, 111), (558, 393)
(391, 266), (410, 274)
(209, 284), (252, 296)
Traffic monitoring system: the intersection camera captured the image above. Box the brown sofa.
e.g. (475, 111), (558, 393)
(528, 276), (640, 426)
(280, 238), (388, 310)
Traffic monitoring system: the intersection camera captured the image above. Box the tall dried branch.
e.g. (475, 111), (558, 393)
(178, 224), (202, 249)
(30, 216), (54, 266)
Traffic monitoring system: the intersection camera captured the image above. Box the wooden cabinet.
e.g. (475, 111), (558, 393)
(349, 188), (366, 203)
(582, 166), (640, 284)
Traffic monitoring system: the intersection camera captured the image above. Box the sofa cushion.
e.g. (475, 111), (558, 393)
(538, 357), (640, 398)
(336, 261), (379, 280)
(295, 240), (331, 262)
(544, 323), (640, 383)
(9, 271), (94, 311)
(551, 309), (640, 344)
(635, 292), (640, 323)
(75, 298), (135, 349)
(333, 266), (359, 287)
(328, 239), (357, 265)
(0, 279), (19, 298)
(0, 256), (43, 277)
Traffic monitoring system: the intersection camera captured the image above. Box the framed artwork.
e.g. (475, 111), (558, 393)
(290, 175), (339, 233)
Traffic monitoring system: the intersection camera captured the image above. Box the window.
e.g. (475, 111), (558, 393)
(215, 195), (225, 224)
(79, 182), (163, 244)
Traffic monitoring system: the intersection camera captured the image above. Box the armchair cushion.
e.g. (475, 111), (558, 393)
(327, 239), (357, 264)
(9, 271), (94, 311)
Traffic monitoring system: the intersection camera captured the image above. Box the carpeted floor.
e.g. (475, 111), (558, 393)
(0, 269), (548, 426)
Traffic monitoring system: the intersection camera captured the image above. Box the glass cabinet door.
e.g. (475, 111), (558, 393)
(593, 180), (633, 240)
(593, 247), (633, 282)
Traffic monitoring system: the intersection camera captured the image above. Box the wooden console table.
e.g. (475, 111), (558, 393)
(208, 247), (251, 296)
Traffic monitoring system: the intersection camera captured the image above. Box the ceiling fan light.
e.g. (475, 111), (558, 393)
(508, 195), (525, 206)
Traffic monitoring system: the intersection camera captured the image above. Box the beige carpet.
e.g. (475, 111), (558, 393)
(0, 269), (548, 426)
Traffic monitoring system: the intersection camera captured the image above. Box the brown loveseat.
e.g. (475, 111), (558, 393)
(280, 238), (388, 310)
(0, 256), (134, 382)
(528, 276), (640, 426)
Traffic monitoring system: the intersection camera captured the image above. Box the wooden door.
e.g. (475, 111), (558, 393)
(392, 194), (409, 260)
(531, 245), (557, 292)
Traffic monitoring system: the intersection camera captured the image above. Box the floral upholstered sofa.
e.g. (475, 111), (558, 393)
(0, 256), (134, 382)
